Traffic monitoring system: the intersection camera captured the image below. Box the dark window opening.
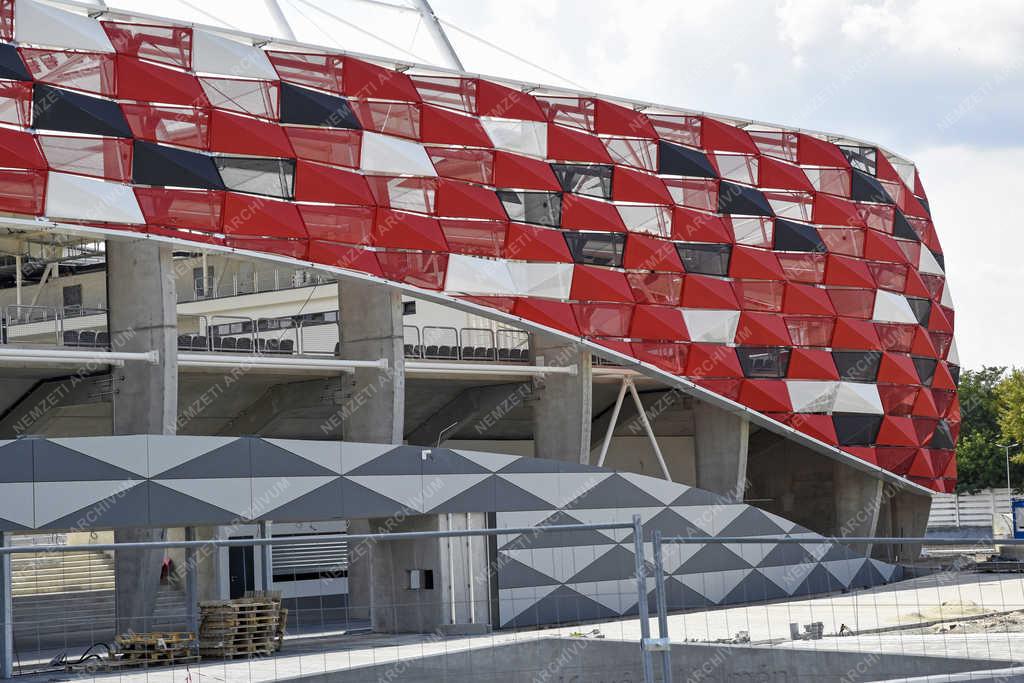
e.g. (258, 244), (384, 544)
(736, 346), (791, 378)
(214, 156), (296, 199)
(912, 356), (938, 386)
(832, 350), (882, 383)
(496, 190), (562, 227)
(833, 413), (883, 446)
(550, 163), (612, 199)
(563, 232), (625, 267)
(839, 145), (877, 175)
(675, 242), (731, 276)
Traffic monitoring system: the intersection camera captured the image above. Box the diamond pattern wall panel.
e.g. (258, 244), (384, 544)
(0, 436), (900, 628)
(0, 0), (956, 491)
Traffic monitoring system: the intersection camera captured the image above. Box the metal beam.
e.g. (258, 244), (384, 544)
(413, 0), (464, 71)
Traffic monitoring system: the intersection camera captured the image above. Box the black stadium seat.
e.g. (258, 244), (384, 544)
(96, 332), (109, 348)
(78, 331), (96, 347)
(236, 338), (253, 353)
(177, 335), (192, 350)
(279, 339), (294, 354)
(63, 330), (79, 347)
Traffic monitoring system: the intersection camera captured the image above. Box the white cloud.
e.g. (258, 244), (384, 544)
(910, 145), (1024, 369)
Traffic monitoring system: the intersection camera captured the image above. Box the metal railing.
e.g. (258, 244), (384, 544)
(0, 518), (648, 680)
(179, 269), (337, 303)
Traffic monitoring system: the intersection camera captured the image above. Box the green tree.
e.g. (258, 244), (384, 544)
(954, 366), (1018, 492)
(997, 368), (1024, 462)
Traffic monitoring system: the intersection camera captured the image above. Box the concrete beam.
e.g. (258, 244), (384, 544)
(0, 374), (109, 437)
(217, 378), (341, 436)
(530, 336), (591, 464)
(405, 382), (532, 446)
(106, 240), (177, 636)
(338, 281), (404, 443)
(693, 400), (749, 501)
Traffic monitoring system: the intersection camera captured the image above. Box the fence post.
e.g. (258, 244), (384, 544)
(632, 514), (654, 683)
(184, 527), (199, 635)
(0, 532), (11, 679)
(258, 521), (273, 594)
(652, 530), (672, 682)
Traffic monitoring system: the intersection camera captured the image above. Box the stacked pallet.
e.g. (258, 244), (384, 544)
(198, 592), (287, 658)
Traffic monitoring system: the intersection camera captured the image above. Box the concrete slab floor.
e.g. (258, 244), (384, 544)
(14, 571), (1024, 682)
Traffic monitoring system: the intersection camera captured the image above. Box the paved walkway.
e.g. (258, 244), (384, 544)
(15, 571), (1024, 681)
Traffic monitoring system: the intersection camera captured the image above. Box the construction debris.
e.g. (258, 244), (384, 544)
(65, 632), (198, 672)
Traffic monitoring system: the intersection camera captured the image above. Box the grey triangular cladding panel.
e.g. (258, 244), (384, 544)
(0, 439), (34, 482)
(510, 585), (620, 628)
(148, 481), (242, 526)
(155, 439), (252, 479)
(45, 481), (151, 530)
(251, 439), (339, 478)
(4, 437), (900, 632)
(32, 440), (143, 482)
(563, 474), (666, 510)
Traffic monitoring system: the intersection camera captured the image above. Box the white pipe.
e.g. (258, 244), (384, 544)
(177, 353), (388, 370)
(405, 361), (576, 375)
(414, 0), (464, 71)
(596, 378), (629, 468)
(0, 347), (157, 363)
(14, 255), (21, 307)
(627, 381), (672, 482)
(263, 0), (295, 40)
(466, 512), (474, 625)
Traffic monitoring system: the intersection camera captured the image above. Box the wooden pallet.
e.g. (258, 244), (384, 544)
(68, 631), (198, 672)
(198, 594), (285, 659)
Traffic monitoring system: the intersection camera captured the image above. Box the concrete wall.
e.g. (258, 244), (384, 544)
(368, 513), (490, 634)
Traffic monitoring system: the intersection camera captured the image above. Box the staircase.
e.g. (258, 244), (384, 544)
(8, 536), (189, 650)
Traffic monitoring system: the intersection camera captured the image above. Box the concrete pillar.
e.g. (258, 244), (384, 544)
(257, 521), (273, 593)
(106, 240), (178, 635)
(338, 280), (405, 444)
(531, 335), (592, 464)
(833, 463), (884, 557)
(693, 401), (749, 501)
(0, 532), (11, 680)
(338, 281), (405, 623)
(877, 485), (933, 563)
(345, 519), (372, 621)
(369, 513), (489, 634)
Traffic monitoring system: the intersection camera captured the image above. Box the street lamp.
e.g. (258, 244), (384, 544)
(997, 442), (1021, 495)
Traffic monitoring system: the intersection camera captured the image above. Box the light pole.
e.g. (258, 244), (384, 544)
(997, 442), (1020, 496)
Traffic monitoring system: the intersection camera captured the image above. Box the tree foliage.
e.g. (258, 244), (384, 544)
(954, 365), (1024, 493)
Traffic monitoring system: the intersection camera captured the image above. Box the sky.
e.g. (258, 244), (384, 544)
(84, 0), (1024, 370)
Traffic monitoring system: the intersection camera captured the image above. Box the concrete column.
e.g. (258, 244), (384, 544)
(834, 463), (884, 557)
(106, 240), (178, 635)
(345, 519), (372, 622)
(531, 335), (592, 464)
(338, 281), (405, 443)
(693, 401), (749, 501)
(877, 485), (933, 562)
(337, 281), (406, 624)
(369, 513), (489, 634)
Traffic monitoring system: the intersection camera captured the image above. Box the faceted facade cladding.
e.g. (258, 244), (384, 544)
(0, 0), (958, 491)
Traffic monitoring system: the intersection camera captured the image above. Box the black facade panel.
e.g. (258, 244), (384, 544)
(133, 141), (225, 190)
(32, 84), (132, 138)
(718, 180), (774, 216)
(833, 414), (883, 446)
(832, 350), (882, 383)
(657, 140), (718, 178)
(0, 43), (30, 81)
(850, 168), (894, 204)
(279, 82), (361, 129)
(774, 218), (825, 252)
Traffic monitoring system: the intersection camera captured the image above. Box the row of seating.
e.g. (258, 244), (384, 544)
(63, 330), (110, 348)
(177, 334), (295, 354)
(330, 343), (530, 362)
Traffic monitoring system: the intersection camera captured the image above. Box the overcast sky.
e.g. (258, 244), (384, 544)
(105, 0), (1024, 370)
